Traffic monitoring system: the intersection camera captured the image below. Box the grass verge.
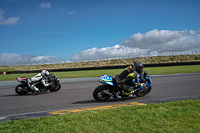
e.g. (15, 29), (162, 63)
(0, 99), (199, 132)
(0, 65), (200, 81)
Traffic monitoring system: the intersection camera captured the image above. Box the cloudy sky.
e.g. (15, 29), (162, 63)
(0, 0), (200, 65)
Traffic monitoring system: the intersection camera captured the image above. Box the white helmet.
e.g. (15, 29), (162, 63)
(41, 70), (49, 78)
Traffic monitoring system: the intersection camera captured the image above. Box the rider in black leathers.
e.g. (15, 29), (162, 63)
(115, 62), (145, 94)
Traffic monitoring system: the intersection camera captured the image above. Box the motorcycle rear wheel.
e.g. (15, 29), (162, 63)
(15, 84), (28, 95)
(93, 85), (112, 101)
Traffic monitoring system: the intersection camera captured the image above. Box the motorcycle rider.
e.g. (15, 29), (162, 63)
(28, 70), (52, 92)
(115, 62), (145, 97)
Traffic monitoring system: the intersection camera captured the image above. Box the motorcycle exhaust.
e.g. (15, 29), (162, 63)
(102, 90), (114, 96)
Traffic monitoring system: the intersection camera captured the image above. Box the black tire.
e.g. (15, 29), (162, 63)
(93, 85), (112, 101)
(15, 84), (28, 95)
(136, 86), (151, 97)
(49, 83), (61, 92)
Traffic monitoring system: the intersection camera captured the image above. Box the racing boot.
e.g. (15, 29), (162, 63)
(27, 79), (31, 87)
(122, 85), (133, 93)
(30, 84), (39, 93)
(115, 91), (121, 99)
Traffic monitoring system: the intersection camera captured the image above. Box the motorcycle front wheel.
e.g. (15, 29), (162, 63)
(136, 86), (151, 97)
(93, 85), (112, 101)
(49, 83), (61, 92)
(15, 84), (28, 95)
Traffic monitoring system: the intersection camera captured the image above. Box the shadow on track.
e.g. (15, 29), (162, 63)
(72, 96), (137, 104)
(0, 92), (50, 97)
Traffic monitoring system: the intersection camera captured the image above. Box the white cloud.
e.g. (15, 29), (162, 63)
(72, 44), (149, 60)
(68, 11), (75, 15)
(2, 29), (199, 64)
(123, 29), (200, 53)
(0, 10), (20, 25)
(72, 29), (200, 60)
(40, 2), (51, 8)
(58, 8), (64, 12)
(0, 53), (66, 66)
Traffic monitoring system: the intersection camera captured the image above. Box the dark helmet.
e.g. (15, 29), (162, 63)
(133, 62), (144, 74)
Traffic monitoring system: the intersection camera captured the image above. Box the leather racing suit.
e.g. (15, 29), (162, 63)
(115, 65), (145, 93)
(28, 73), (51, 92)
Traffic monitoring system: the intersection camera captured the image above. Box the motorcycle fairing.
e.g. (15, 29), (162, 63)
(99, 75), (115, 86)
(17, 77), (27, 83)
(145, 77), (151, 87)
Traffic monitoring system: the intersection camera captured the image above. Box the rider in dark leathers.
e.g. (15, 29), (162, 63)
(115, 62), (145, 95)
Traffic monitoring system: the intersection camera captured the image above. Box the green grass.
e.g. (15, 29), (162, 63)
(0, 65), (200, 81)
(0, 99), (199, 132)
(144, 64), (200, 75)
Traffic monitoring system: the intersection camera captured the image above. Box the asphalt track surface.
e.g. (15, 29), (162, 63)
(0, 73), (200, 122)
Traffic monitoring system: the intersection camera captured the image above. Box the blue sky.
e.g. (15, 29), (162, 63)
(0, 0), (200, 64)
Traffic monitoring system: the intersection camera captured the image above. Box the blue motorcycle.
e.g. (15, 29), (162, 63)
(93, 71), (152, 101)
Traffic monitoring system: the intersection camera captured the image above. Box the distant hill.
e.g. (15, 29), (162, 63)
(0, 54), (200, 72)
